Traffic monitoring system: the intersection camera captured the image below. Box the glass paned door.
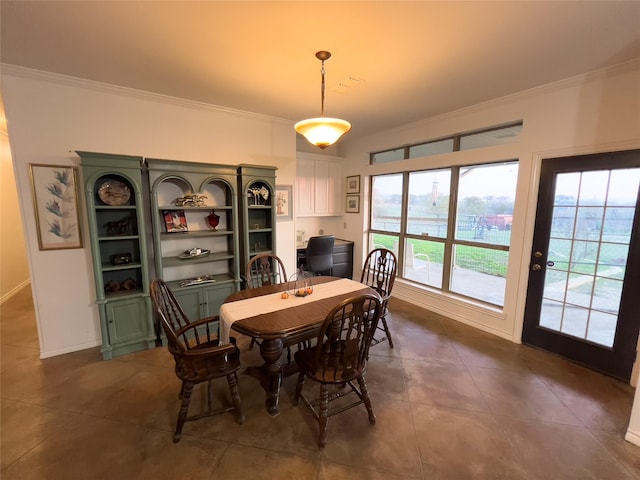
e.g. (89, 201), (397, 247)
(523, 150), (640, 381)
(540, 169), (639, 347)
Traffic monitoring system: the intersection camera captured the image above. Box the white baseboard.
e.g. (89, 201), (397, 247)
(39, 340), (102, 359)
(0, 279), (31, 305)
(624, 428), (640, 447)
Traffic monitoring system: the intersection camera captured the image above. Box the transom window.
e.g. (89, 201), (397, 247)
(370, 123), (522, 164)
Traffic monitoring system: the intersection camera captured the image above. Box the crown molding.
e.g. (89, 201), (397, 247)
(0, 63), (292, 127)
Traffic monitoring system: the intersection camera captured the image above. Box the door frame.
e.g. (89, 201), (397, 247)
(519, 149), (640, 381)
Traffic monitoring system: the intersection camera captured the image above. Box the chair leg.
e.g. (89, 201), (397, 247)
(174, 381), (194, 443)
(293, 372), (305, 405)
(227, 372), (245, 424)
(249, 338), (256, 350)
(318, 384), (329, 448)
(357, 375), (376, 425)
(380, 314), (394, 348)
(376, 303), (393, 348)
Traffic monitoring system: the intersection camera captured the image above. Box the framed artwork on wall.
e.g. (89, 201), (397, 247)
(346, 195), (360, 213)
(346, 175), (360, 194)
(275, 185), (293, 220)
(28, 163), (83, 250)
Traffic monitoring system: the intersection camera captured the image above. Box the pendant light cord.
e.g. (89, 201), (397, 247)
(320, 60), (326, 117)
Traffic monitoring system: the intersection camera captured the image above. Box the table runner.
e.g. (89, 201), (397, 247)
(219, 278), (366, 344)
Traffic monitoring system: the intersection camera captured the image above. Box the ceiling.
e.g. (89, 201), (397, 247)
(1, 1), (639, 144)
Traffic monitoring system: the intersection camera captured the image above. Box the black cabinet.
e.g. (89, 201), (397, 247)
(297, 239), (354, 279)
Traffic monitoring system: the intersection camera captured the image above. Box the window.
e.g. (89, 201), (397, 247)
(371, 148), (406, 164)
(459, 124), (523, 151)
(369, 161), (518, 307)
(370, 123), (522, 164)
(409, 139), (454, 159)
(371, 174), (403, 233)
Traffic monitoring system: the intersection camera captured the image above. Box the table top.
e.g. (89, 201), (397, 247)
(222, 276), (378, 341)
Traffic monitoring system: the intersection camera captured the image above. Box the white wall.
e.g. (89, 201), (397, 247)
(1, 66), (297, 358)
(0, 95), (30, 301)
(339, 59), (640, 445)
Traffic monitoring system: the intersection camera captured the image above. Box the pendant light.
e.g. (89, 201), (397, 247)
(295, 51), (351, 149)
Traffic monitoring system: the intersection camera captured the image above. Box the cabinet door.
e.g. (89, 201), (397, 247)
(332, 243), (353, 278)
(105, 297), (149, 345)
(296, 155), (343, 216)
(296, 157), (315, 215)
(202, 283), (235, 317)
(314, 159), (331, 214)
(327, 159), (343, 214)
(172, 288), (204, 320)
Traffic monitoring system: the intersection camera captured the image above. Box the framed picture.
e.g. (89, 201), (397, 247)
(275, 185), (293, 220)
(163, 210), (188, 233)
(29, 164), (83, 250)
(346, 195), (360, 213)
(346, 175), (360, 194)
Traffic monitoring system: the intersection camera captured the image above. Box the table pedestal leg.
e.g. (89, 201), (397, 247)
(259, 338), (284, 416)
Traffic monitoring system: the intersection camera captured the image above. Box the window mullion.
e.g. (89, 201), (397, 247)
(442, 167), (460, 292)
(397, 172), (410, 272)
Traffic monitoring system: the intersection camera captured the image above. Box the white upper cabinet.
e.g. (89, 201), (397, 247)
(296, 153), (343, 216)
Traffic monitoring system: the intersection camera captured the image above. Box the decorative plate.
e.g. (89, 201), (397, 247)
(177, 248), (211, 259)
(98, 180), (131, 206)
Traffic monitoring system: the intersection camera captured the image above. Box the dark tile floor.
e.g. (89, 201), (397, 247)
(2, 286), (639, 479)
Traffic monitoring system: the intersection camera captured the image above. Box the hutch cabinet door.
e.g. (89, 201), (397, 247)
(105, 297), (150, 346)
(171, 288), (204, 322)
(202, 283), (235, 316)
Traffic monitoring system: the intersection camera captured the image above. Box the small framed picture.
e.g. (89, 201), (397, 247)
(29, 164), (83, 250)
(346, 195), (360, 213)
(275, 185), (293, 221)
(346, 175), (360, 194)
(163, 210), (188, 233)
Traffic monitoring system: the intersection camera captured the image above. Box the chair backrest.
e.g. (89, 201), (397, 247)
(246, 254), (287, 289)
(360, 248), (397, 301)
(308, 293), (382, 382)
(305, 235), (335, 275)
(150, 279), (218, 352)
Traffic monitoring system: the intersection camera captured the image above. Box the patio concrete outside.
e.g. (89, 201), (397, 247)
(403, 258), (618, 347)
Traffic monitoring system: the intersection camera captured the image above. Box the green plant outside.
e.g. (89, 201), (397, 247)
(373, 233), (509, 277)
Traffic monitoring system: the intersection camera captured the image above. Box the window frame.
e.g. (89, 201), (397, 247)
(368, 160), (517, 307)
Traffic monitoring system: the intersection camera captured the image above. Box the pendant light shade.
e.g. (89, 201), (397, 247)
(294, 117), (352, 149)
(295, 51), (351, 149)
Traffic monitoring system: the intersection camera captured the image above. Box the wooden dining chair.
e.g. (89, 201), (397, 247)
(245, 253), (288, 289)
(150, 279), (244, 443)
(360, 247), (398, 347)
(293, 293), (382, 447)
(245, 253), (288, 352)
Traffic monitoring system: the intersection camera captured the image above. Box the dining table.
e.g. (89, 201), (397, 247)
(219, 276), (380, 416)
